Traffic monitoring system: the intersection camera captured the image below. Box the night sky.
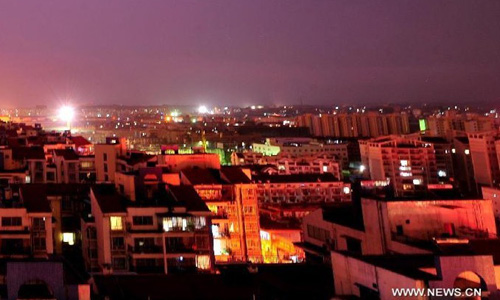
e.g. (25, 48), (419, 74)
(1, 0), (500, 107)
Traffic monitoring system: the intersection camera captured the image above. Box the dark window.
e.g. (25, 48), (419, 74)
(87, 227), (97, 239)
(345, 237), (362, 255)
(33, 237), (46, 251)
(396, 225), (404, 236)
(2, 217), (22, 226)
(112, 257), (127, 270)
(103, 153), (108, 161)
(306, 224), (330, 242)
(111, 237), (125, 250)
(33, 218), (45, 230)
(133, 216), (153, 226)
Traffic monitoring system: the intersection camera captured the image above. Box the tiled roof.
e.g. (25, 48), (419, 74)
(20, 185), (52, 213)
(69, 136), (92, 148)
(12, 147), (45, 160)
(91, 185), (126, 214)
(181, 168), (223, 185)
(220, 167), (251, 184)
(253, 173), (338, 183)
(168, 185), (210, 212)
(54, 149), (80, 160)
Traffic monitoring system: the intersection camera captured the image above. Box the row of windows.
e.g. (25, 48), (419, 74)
(1, 217), (22, 227)
(133, 216), (153, 226)
(307, 225), (331, 242)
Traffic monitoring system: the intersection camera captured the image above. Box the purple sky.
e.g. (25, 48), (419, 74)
(1, 0), (500, 107)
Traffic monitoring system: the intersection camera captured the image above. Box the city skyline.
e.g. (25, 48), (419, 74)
(2, 0), (500, 107)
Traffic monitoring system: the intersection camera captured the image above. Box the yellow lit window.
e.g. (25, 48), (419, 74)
(196, 255), (211, 270)
(110, 216), (123, 231)
(62, 232), (75, 245)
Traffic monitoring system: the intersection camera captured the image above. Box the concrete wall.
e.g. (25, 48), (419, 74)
(430, 255), (499, 299)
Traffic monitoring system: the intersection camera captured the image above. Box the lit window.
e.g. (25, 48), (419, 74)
(213, 239), (222, 255)
(413, 179), (422, 185)
(400, 160), (408, 167)
(403, 184), (413, 190)
(62, 232), (75, 245)
(212, 225), (220, 238)
(260, 230), (270, 241)
(110, 216), (123, 231)
(438, 170), (447, 177)
(343, 187), (351, 194)
(196, 255), (211, 270)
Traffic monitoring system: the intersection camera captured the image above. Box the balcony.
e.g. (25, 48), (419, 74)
(0, 246), (32, 256)
(128, 245), (163, 254)
(165, 245), (196, 254)
(212, 211), (229, 219)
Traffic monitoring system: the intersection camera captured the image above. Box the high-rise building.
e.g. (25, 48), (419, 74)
(360, 136), (439, 196)
(467, 131), (500, 187)
(296, 112), (410, 138)
(181, 167), (263, 263)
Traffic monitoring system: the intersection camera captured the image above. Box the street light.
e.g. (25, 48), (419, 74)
(58, 105), (75, 131)
(198, 105), (208, 114)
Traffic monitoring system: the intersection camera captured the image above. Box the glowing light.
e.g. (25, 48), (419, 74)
(198, 105), (208, 114)
(62, 232), (75, 245)
(58, 106), (75, 123)
(359, 165), (366, 172)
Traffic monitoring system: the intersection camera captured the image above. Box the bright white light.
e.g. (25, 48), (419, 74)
(198, 105), (208, 114)
(438, 170), (447, 177)
(359, 165), (366, 172)
(58, 106), (75, 122)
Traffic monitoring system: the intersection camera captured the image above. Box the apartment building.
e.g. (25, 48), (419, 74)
(254, 173), (351, 205)
(0, 185), (54, 258)
(95, 137), (128, 182)
(452, 136), (477, 195)
(296, 112), (410, 138)
(252, 137), (355, 169)
(86, 182), (213, 274)
(360, 136), (440, 197)
(332, 241), (500, 299)
(232, 151), (341, 179)
(468, 131), (500, 187)
(180, 167), (262, 263)
(300, 192), (496, 263)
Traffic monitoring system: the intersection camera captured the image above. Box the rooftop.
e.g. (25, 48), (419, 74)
(253, 173), (339, 183)
(336, 252), (438, 280)
(53, 149), (80, 160)
(19, 185), (52, 213)
(322, 203), (364, 232)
